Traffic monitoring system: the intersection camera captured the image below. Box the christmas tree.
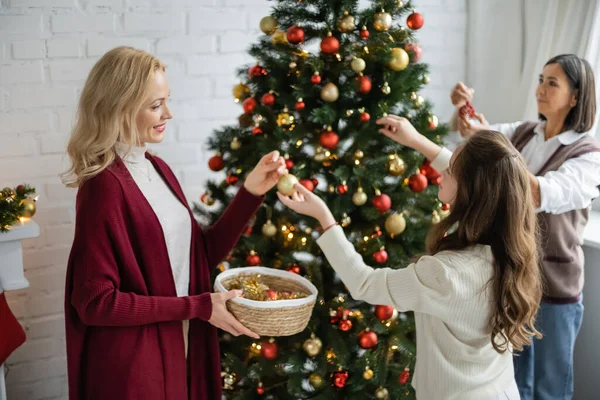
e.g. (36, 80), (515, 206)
(194, 1), (449, 398)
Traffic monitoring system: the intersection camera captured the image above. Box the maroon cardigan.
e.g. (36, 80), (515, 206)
(64, 153), (262, 400)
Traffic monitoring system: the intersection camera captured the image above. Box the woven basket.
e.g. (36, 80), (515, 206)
(214, 266), (318, 337)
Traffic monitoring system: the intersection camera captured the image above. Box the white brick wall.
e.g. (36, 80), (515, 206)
(0, 1), (466, 399)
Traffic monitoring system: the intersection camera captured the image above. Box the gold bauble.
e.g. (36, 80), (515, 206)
(375, 387), (389, 399)
(327, 184), (335, 193)
(337, 12), (356, 33)
(19, 199), (36, 218)
(363, 367), (374, 380)
(414, 95), (425, 108)
(302, 335), (323, 357)
(313, 147), (326, 162)
(320, 82), (339, 102)
(277, 173), (299, 196)
(232, 83), (250, 101)
(230, 137), (241, 150)
(422, 75), (431, 84)
(431, 211), (441, 224)
(277, 111), (295, 128)
(262, 219), (277, 237)
(221, 371), (236, 390)
(271, 30), (288, 44)
(309, 373), (325, 389)
(351, 57), (366, 73)
(388, 47), (409, 71)
(387, 155), (406, 176)
(381, 82), (391, 95)
(2, 187), (16, 199)
(352, 187), (368, 206)
(439, 208), (451, 218)
(374, 12), (392, 31)
(354, 149), (364, 159)
(289, 61), (297, 69)
(260, 16), (278, 34)
(385, 213), (406, 236)
(341, 213), (351, 227)
(428, 114), (439, 129)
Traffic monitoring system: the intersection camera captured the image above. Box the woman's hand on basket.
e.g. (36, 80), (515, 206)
(208, 290), (260, 339)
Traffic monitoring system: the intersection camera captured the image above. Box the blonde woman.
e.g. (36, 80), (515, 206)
(62, 47), (287, 400)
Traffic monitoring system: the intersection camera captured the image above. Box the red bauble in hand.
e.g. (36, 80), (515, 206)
(459, 101), (476, 119)
(399, 368), (411, 385)
(373, 249), (388, 264)
(356, 75), (372, 94)
(409, 173), (428, 192)
(246, 251), (260, 266)
(372, 193), (391, 213)
(299, 179), (315, 192)
(321, 35), (340, 54)
(331, 370), (349, 388)
(261, 92), (275, 106)
(243, 97), (257, 114)
(208, 154), (224, 171)
(375, 305), (395, 321)
(320, 129), (339, 149)
(260, 339), (278, 360)
(407, 11), (424, 30)
(286, 25), (305, 44)
(358, 330), (378, 349)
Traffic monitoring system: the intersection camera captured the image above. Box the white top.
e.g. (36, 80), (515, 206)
(115, 143), (191, 297)
(317, 226), (515, 400)
(441, 121), (600, 215)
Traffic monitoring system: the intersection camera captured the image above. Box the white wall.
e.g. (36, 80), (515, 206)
(0, 0), (466, 398)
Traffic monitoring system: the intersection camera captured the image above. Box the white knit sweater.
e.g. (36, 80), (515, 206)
(317, 225), (516, 400)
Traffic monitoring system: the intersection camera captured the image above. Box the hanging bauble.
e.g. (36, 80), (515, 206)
(309, 373), (325, 389)
(313, 147), (326, 162)
(319, 128), (339, 150)
(299, 179), (315, 192)
(387, 154), (406, 176)
(208, 153), (224, 171)
(248, 64), (266, 79)
(232, 83), (250, 101)
(388, 48), (409, 71)
(352, 187), (368, 206)
(330, 307), (350, 324)
(373, 248), (388, 264)
(311, 71), (322, 84)
(320, 83), (339, 102)
(407, 10), (424, 30)
(405, 43), (422, 63)
(431, 210), (441, 224)
(200, 192), (215, 206)
(351, 57), (366, 73)
(422, 75), (431, 84)
(341, 213), (351, 227)
(398, 367), (411, 384)
(303, 334), (323, 357)
(256, 382), (265, 395)
(221, 371), (236, 390)
(414, 95), (425, 108)
(289, 61), (297, 69)
(230, 137), (241, 150)
(285, 158), (294, 170)
(262, 219), (277, 237)
(295, 98), (305, 111)
(421, 161), (441, 185)
(271, 30), (288, 44)
(259, 16), (277, 34)
(246, 250), (261, 266)
(19, 199), (36, 218)
(242, 97), (257, 114)
(354, 149), (364, 159)
(381, 82), (391, 95)
(277, 173), (299, 196)
(428, 114), (439, 129)
(358, 329), (378, 349)
(238, 113), (253, 128)
(360, 25), (370, 39)
(327, 184), (336, 193)
(331, 369), (349, 388)
(337, 182), (348, 194)
(261, 92), (275, 106)
(320, 32), (340, 54)
(360, 111), (370, 122)
(260, 338), (278, 360)
(385, 213), (406, 236)
(252, 125), (263, 136)
(363, 367), (374, 380)
(277, 108), (295, 128)
(355, 75), (372, 94)
(337, 10), (355, 33)
(375, 305), (395, 321)
(372, 190), (391, 213)
(338, 318), (353, 331)
(375, 387), (389, 399)
(374, 11), (392, 31)
(409, 173), (428, 192)
(286, 25), (305, 44)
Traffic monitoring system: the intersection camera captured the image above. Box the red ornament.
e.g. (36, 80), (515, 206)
(356, 75), (372, 94)
(358, 330), (378, 349)
(257, 386), (265, 395)
(261, 92), (275, 106)
(244, 225), (253, 236)
(360, 112), (370, 122)
(266, 289), (278, 300)
(338, 318), (353, 332)
(248, 64), (266, 79)
(226, 174), (239, 185)
(285, 159), (294, 169)
(399, 368), (411, 385)
(243, 97), (258, 114)
(375, 305), (395, 321)
(373, 249), (388, 264)
(405, 43), (422, 62)
(407, 11), (424, 30)
(311, 178), (319, 187)
(260, 339), (278, 360)
(320, 129), (339, 150)
(299, 179), (315, 192)
(372, 193), (391, 213)
(337, 184), (348, 194)
(16, 185), (25, 192)
(286, 264), (301, 274)
(208, 154), (224, 171)
(320, 35), (340, 54)
(441, 203), (451, 211)
(295, 100), (305, 111)
(311, 73), (322, 84)
(286, 25), (305, 44)
(360, 26), (370, 39)
(408, 173), (428, 192)
(421, 161), (441, 185)
(246, 252), (260, 266)
(330, 308), (350, 324)
(252, 126), (263, 136)
(331, 370), (349, 388)
(459, 101), (476, 119)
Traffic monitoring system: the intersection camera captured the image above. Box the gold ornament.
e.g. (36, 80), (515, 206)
(431, 210), (441, 224)
(410, 92), (418, 101)
(277, 173), (299, 196)
(303, 334), (323, 357)
(2, 188), (16, 199)
(221, 371), (236, 390)
(387, 154), (406, 176)
(232, 83), (250, 101)
(388, 47), (409, 71)
(398, 0), (404, 7)
(327, 184), (335, 193)
(320, 82), (339, 102)
(313, 147), (327, 162)
(414, 95), (425, 108)
(351, 57), (366, 73)
(352, 187), (368, 206)
(272, 30), (288, 44)
(19, 199), (36, 218)
(381, 82), (391, 95)
(375, 387), (389, 399)
(385, 213), (406, 236)
(341, 213), (351, 227)
(260, 16), (278, 34)
(262, 219), (277, 237)
(439, 207), (451, 219)
(338, 11), (355, 33)
(374, 11), (392, 31)
(428, 114), (439, 129)
(354, 149), (364, 159)
(230, 137), (241, 150)
(422, 75), (431, 84)
(363, 367), (374, 380)
(289, 61), (297, 69)
(277, 107), (295, 129)
(309, 373), (325, 389)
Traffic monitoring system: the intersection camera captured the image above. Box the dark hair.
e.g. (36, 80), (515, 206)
(426, 130), (542, 353)
(539, 54), (596, 133)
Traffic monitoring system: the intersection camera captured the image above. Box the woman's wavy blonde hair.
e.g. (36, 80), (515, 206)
(61, 46), (165, 188)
